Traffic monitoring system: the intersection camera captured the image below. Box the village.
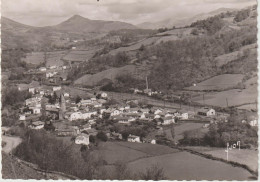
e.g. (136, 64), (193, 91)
(15, 74), (258, 149)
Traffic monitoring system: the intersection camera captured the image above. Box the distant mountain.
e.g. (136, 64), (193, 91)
(1, 15), (137, 49)
(137, 8), (236, 29)
(51, 15), (137, 33)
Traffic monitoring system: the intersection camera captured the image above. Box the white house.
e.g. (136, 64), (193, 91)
(117, 116), (130, 124)
(29, 121), (45, 130)
(162, 116), (175, 125)
(19, 114), (26, 121)
(29, 88), (35, 94)
(64, 92), (70, 97)
(111, 109), (121, 116)
(127, 135), (141, 143)
(39, 67), (47, 72)
(50, 65), (57, 70)
(154, 109), (163, 115)
(53, 86), (61, 91)
(70, 112), (83, 121)
(198, 108), (215, 116)
(181, 113), (189, 120)
(151, 139), (156, 144)
(32, 107), (41, 114)
(75, 134), (90, 145)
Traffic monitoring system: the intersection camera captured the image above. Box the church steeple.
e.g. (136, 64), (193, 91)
(59, 92), (66, 120)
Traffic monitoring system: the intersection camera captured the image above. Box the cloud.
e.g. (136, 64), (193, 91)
(1, 0), (256, 26)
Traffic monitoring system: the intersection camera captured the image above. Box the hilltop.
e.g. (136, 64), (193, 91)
(1, 15), (137, 50)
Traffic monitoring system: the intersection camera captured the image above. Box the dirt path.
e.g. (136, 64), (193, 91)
(2, 135), (22, 154)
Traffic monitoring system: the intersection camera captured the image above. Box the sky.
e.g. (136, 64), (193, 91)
(1, 0), (257, 27)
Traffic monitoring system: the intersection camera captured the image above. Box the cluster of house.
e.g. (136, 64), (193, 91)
(18, 85), (66, 121)
(133, 88), (159, 96)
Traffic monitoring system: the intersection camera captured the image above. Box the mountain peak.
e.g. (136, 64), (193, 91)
(67, 14), (90, 21)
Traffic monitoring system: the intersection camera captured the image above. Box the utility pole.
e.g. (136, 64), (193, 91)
(203, 94), (205, 106)
(226, 98), (229, 107)
(146, 76), (148, 90)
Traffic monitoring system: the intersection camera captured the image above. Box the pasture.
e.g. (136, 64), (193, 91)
(109, 37), (160, 55)
(191, 85), (257, 107)
(63, 49), (97, 62)
(92, 141), (253, 180)
(22, 51), (67, 66)
(183, 146), (258, 172)
(173, 123), (204, 141)
(185, 74), (244, 91)
(74, 65), (136, 86)
(127, 151), (253, 180)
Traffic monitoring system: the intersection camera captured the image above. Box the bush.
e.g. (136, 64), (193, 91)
(96, 131), (108, 142)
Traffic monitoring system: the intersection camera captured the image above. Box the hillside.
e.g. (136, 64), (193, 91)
(1, 15), (137, 50)
(137, 8), (236, 29)
(52, 15), (136, 33)
(70, 5), (257, 94)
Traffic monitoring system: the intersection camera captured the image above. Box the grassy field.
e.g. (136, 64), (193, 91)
(173, 123), (204, 141)
(185, 74), (244, 91)
(22, 51), (67, 66)
(74, 65), (136, 86)
(92, 141), (254, 180)
(63, 49), (97, 62)
(127, 151), (253, 180)
(109, 37), (160, 55)
(92, 142), (150, 164)
(191, 85), (257, 107)
(183, 146), (258, 172)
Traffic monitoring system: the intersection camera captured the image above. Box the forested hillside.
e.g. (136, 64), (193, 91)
(69, 5), (257, 92)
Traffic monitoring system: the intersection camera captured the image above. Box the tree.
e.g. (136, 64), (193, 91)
(96, 131), (108, 142)
(75, 95), (82, 104)
(89, 135), (96, 143)
(139, 164), (166, 180)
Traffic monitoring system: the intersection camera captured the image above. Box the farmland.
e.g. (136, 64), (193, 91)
(191, 85), (257, 107)
(185, 74), (244, 91)
(183, 146), (258, 172)
(94, 141), (253, 180)
(22, 51), (67, 66)
(128, 151), (253, 180)
(74, 65), (136, 86)
(62, 49), (97, 62)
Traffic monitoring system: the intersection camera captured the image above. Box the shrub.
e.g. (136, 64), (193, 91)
(96, 131), (108, 142)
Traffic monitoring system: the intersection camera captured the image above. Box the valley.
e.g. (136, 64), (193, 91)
(1, 3), (258, 181)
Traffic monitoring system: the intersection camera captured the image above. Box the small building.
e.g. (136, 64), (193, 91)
(29, 87), (35, 94)
(127, 135), (141, 143)
(75, 134), (90, 145)
(32, 107), (41, 114)
(53, 86), (61, 91)
(162, 116), (175, 125)
(198, 107), (215, 116)
(39, 67), (47, 72)
(181, 113), (189, 120)
(151, 139), (156, 144)
(19, 114), (26, 121)
(29, 121), (45, 130)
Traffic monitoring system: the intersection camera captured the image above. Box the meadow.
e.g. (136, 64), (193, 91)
(92, 141), (254, 180)
(185, 74), (244, 91)
(191, 85), (257, 107)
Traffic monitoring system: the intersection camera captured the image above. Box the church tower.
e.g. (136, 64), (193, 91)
(59, 93), (66, 120)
